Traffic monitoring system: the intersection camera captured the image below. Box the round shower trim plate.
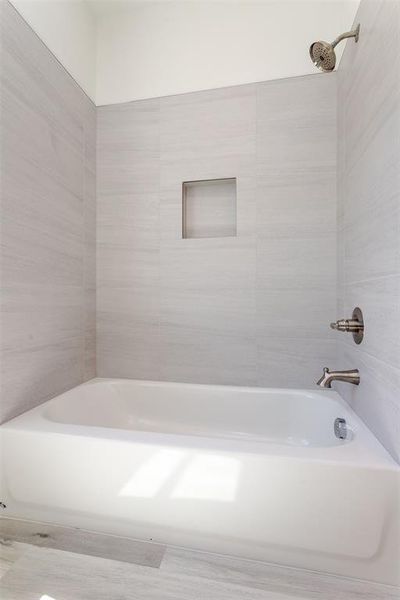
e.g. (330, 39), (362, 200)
(352, 306), (364, 345)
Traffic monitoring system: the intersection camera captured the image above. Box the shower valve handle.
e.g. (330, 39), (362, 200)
(329, 307), (364, 345)
(330, 319), (362, 333)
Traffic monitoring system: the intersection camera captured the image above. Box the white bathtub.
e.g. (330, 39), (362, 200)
(1, 378), (399, 584)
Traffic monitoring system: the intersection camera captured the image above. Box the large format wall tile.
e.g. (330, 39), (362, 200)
(256, 75), (337, 385)
(97, 98), (161, 380)
(257, 338), (337, 389)
(336, 346), (400, 462)
(97, 99), (160, 196)
(337, 0), (400, 461)
(0, 1), (96, 422)
(97, 75), (337, 388)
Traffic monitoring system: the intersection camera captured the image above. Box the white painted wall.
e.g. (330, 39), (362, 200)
(8, 0), (359, 105)
(9, 0), (96, 100)
(95, 0), (359, 105)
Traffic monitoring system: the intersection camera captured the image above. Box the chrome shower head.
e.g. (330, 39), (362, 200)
(310, 24), (360, 72)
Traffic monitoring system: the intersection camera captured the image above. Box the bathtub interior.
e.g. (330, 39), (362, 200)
(38, 379), (355, 447)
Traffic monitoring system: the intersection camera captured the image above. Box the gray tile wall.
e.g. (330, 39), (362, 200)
(97, 74), (337, 387)
(336, 0), (400, 461)
(0, 1), (96, 422)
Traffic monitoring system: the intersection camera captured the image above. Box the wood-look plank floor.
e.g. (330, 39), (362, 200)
(0, 517), (165, 568)
(0, 518), (399, 600)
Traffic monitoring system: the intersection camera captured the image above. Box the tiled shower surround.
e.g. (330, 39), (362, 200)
(1, 0), (399, 463)
(336, 0), (400, 462)
(0, 1), (96, 422)
(97, 75), (337, 388)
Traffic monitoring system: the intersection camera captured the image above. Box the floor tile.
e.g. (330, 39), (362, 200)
(0, 546), (309, 600)
(0, 540), (30, 580)
(0, 518), (165, 569)
(161, 547), (400, 600)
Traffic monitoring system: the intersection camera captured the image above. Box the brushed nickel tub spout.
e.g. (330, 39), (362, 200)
(317, 367), (360, 389)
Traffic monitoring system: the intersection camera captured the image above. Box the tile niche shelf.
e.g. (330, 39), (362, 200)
(182, 178), (237, 239)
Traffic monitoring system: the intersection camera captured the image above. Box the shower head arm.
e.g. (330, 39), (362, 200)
(331, 23), (360, 49)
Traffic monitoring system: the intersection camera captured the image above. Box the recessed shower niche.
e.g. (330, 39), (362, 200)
(182, 178), (237, 239)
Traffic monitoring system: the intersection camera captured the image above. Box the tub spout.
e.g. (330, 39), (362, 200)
(317, 367), (360, 388)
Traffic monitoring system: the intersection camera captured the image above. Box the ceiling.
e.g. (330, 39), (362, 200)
(86, 0), (359, 20)
(86, 0), (200, 18)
